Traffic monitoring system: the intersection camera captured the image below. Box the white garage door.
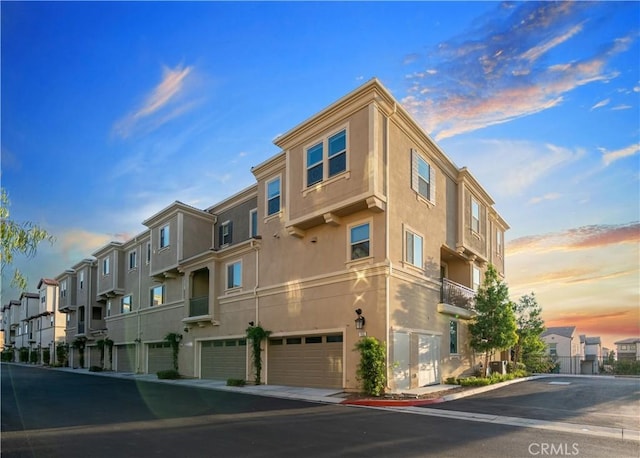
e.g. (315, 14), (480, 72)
(147, 342), (173, 374)
(201, 339), (247, 380)
(268, 334), (343, 389)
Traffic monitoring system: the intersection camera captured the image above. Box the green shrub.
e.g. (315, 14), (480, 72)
(445, 376), (459, 385)
(157, 369), (180, 379)
(354, 337), (386, 396)
(1, 349), (14, 362)
(458, 376), (492, 386)
(19, 347), (29, 362)
(89, 365), (103, 372)
(226, 378), (246, 387)
(614, 360), (640, 375)
(29, 350), (39, 364)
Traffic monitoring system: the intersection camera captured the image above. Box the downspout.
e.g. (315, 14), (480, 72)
(137, 250), (142, 373)
(384, 102), (396, 390)
(252, 239), (260, 382)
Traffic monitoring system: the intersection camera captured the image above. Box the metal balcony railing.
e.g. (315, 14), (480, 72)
(189, 296), (209, 317)
(441, 278), (476, 311)
(77, 322), (85, 334)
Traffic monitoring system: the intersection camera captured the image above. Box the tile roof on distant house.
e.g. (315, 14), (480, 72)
(541, 326), (577, 339)
(585, 336), (601, 345)
(614, 337), (640, 345)
(37, 278), (59, 288)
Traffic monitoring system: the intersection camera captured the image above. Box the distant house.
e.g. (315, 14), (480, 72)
(541, 326), (582, 374)
(614, 338), (640, 361)
(582, 336), (602, 374)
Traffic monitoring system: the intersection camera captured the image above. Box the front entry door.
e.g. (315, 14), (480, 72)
(418, 334), (440, 386)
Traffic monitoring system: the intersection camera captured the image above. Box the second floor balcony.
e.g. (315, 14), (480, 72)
(438, 278), (476, 319)
(189, 296), (209, 317)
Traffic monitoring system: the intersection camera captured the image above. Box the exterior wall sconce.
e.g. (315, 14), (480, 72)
(355, 308), (365, 330)
(248, 321), (254, 327)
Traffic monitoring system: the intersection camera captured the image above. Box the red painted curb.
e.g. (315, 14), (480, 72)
(341, 397), (445, 407)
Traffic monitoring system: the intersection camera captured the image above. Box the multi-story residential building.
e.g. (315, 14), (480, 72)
(34, 278), (66, 364)
(614, 337), (640, 361)
(16, 292), (39, 354)
(541, 326), (582, 374)
(2, 299), (21, 353)
(582, 336), (602, 374)
(52, 79), (509, 391)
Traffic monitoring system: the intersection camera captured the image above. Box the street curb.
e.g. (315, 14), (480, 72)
(340, 375), (546, 407)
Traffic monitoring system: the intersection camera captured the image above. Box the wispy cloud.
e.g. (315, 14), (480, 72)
(113, 64), (197, 139)
(590, 98), (610, 110)
(599, 143), (640, 166)
(401, 2), (635, 140)
(528, 193), (561, 205)
(507, 222), (640, 255)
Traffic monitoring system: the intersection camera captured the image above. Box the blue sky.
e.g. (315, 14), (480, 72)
(2, 1), (638, 350)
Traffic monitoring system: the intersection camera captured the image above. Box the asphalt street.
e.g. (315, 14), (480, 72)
(2, 365), (639, 458)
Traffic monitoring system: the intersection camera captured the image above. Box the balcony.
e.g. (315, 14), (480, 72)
(189, 296), (209, 317)
(77, 322), (85, 334)
(437, 278), (476, 319)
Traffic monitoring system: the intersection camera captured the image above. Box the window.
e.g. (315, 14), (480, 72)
(549, 343), (557, 357)
(121, 295), (132, 314)
(150, 285), (165, 306)
(41, 295), (46, 304)
(405, 230), (423, 268)
(60, 280), (67, 298)
(220, 221), (232, 246)
(50, 315), (54, 326)
(226, 261), (242, 289)
(472, 266), (481, 291)
(471, 198), (480, 233)
(160, 224), (170, 248)
(67, 314), (70, 324)
(496, 230), (503, 255)
(79, 271), (84, 290)
(92, 307), (102, 320)
(129, 250), (137, 270)
(103, 257), (110, 276)
(450, 321), (458, 354)
(250, 208), (258, 237)
(350, 223), (370, 260)
(106, 300), (111, 317)
(146, 242), (151, 264)
(411, 149), (436, 204)
(266, 177), (281, 216)
(305, 129), (347, 187)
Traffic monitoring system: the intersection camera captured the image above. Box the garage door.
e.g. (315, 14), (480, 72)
(201, 339), (246, 380)
(116, 344), (136, 373)
(88, 346), (101, 368)
(268, 334), (343, 389)
(148, 342), (173, 374)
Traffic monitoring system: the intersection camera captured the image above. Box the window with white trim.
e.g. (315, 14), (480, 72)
(106, 300), (111, 317)
(103, 257), (110, 276)
(121, 295), (132, 314)
(129, 250), (137, 270)
(60, 280), (67, 298)
(411, 149), (436, 204)
(349, 222), (370, 260)
(150, 285), (165, 306)
(496, 230), (503, 255)
(305, 129), (347, 187)
(471, 198), (480, 233)
(79, 271), (84, 290)
(472, 266), (481, 291)
(159, 224), (170, 249)
(549, 343), (557, 356)
(405, 229), (423, 268)
(266, 177), (281, 216)
(220, 221), (232, 246)
(250, 208), (258, 237)
(226, 261), (242, 289)
(146, 242), (151, 264)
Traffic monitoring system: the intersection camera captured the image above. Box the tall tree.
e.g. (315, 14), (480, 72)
(469, 264), (518, 376)
(0, 188), (54, 291)
(512, 292), (546, 369)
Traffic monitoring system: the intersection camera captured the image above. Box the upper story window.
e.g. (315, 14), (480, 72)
(496, 230), (503, 255)
(450, 320), (458, 354)
(306, 129), (347, 187)
(79, 271), (84, 290)
(471, 198), (480, 233)
(220, 221), (232, 247)
(349, 222), (370, 260)
(60, 280), (67, 298)
(121, 295), (132, 314)
(472, 266), (481, 291)
(266, 177), (281, 216)
(411, 149), (436, 204)
(405, 229), (423, 269)
(40, 295), (46, 304)
(226, 261), (242, 290)
(106, 300), (111, 317)
(250, 208), (258, 237)
(549, 343), (557, 356)
(146, 242), (151, 264)
(103, 257), (110, 276)
(129, 250), (137, 270)
(159, 225), (170, 249)
(150, 285), (165, 306)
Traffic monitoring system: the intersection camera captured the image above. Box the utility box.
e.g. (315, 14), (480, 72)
(490, 360), (508, 375)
